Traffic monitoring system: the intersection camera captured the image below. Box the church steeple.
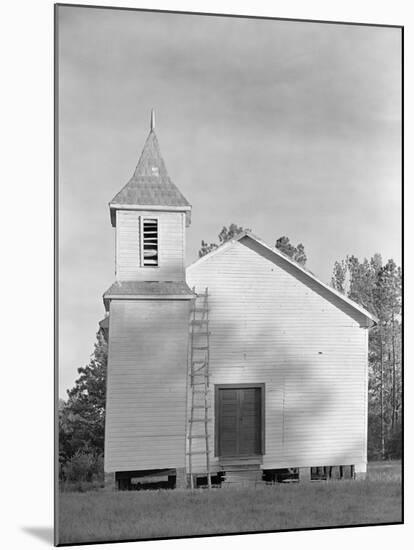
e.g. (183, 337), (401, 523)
(109, 111), (191, 227)
(132, 122), (168, 179)
(108, 112), (191, 283)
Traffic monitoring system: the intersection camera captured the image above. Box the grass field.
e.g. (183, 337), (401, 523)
(57, 461), (402, 545)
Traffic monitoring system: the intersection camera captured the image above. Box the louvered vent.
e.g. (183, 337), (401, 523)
(141, 218), (158, 266)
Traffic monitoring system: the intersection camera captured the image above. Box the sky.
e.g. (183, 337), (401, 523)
(57, 6), (401, 397)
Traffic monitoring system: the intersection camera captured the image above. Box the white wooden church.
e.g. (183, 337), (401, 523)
(102, 113), (376, 489)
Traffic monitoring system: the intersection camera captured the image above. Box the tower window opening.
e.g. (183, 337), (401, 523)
(141, 218), (158, 266)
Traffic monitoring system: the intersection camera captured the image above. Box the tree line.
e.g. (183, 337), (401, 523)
(59, 224), (401, 486)
(59, 331), (107, 489)
(331, 255), (402, 459)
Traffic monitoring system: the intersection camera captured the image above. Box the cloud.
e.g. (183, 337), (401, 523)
(57, 6), (401, 396)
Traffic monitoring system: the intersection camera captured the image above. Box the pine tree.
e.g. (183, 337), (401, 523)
(275, 236), (307, 266)
(59, 329), (107, 465)
(198, 224), (250, 257)
(199, 240), (218, 258)
(331, 254), (402, 460)
(331, 260), (347, 293)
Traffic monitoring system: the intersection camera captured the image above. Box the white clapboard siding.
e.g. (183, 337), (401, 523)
(104, 299), (190, 472)
(187, 240), (369, 471)
(116, 209), (185, 281)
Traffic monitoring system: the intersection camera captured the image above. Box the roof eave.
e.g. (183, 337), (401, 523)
(109, 203), (192, 227)
(103, 292), (194, 311)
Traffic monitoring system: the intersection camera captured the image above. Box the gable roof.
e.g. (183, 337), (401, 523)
(187, 231), (377, 327)
(109, 128), (191, 226)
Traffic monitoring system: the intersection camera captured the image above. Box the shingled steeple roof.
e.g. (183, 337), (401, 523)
(109, 110), (191, 226)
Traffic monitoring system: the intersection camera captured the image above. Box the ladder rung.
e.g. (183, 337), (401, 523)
(193, 346), (208, 350)
(192, 405), (208, 409)
(191, 320), (208, 325)
(189, 418), (211, 423)
(192, 360), (206, 364)
(188, 435), (210, 439)
(192, 308), (208, 312)
(191, 363), (208, 376)
(193, 390), (207, 394)
(192, 332), (211, 336)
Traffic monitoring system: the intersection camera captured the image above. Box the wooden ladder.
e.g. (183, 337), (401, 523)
(186, 287), (212, 489)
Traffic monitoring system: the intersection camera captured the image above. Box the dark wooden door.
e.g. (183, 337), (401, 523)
(217, 387), (262, 457)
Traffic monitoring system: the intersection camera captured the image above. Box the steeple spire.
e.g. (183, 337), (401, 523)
(109, 111), (191, 227)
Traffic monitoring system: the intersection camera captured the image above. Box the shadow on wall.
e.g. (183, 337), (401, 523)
(199, 284), (366, 467)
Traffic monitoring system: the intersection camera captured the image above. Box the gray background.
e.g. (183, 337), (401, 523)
(58, 6), (401, 397)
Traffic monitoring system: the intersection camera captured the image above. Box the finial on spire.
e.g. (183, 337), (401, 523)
(150, 108), (155, 131)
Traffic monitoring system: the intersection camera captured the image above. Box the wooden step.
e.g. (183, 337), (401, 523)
(223, 472), (262, 481)
(221, 464), (262, 471)
(223, 466), (262, 473)
(219, 458), (263, 467)
(193, 346), (209, 350)
(189, 418), (211, 423)
(222, 469), (263, 486)
(186, 451), (211, 456)
(188, 434), (210, 439)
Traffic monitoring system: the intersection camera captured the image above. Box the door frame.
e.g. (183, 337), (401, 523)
(214, 383), (265, 458)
